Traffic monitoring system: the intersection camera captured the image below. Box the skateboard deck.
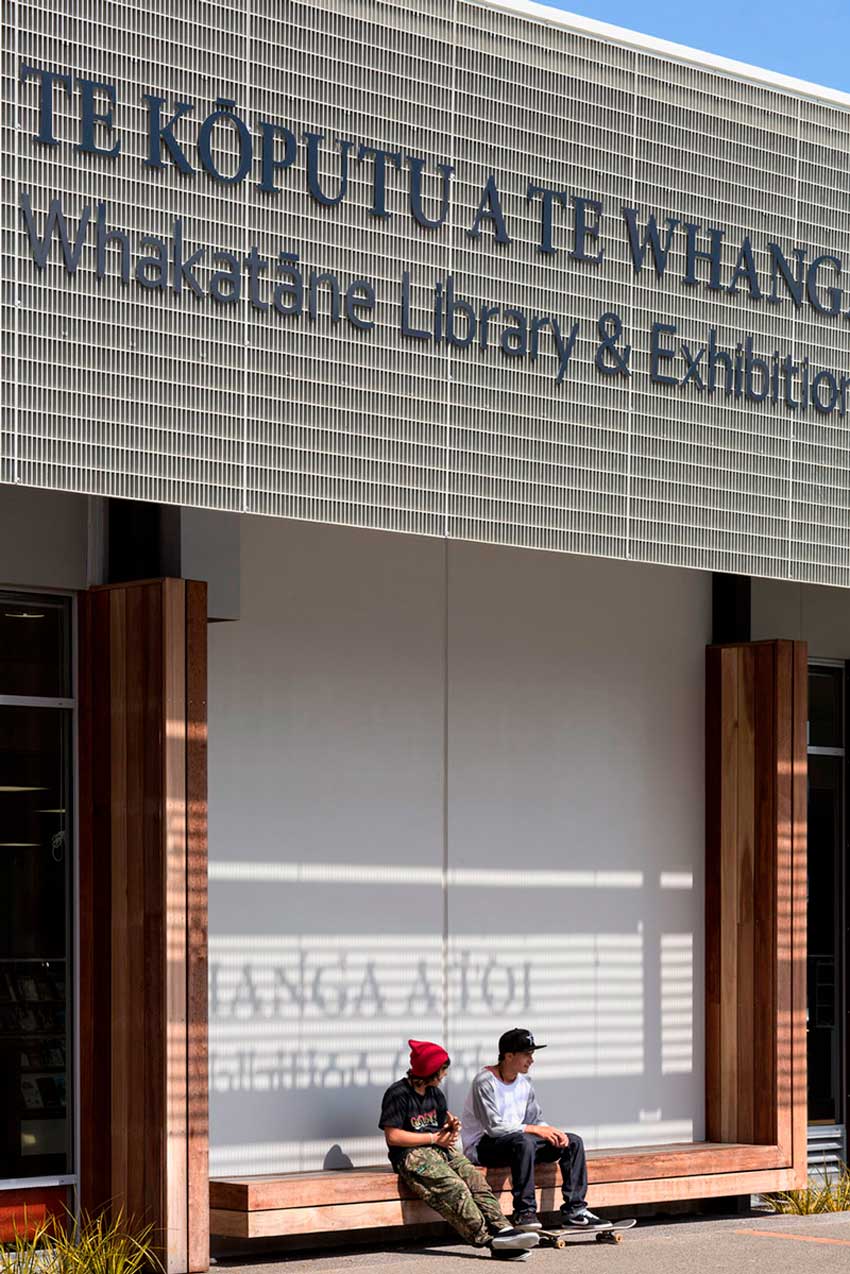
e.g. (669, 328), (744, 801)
(538, 1219), (636, 1248)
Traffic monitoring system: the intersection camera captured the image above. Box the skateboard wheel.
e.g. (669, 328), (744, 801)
(554, 1239), (565, 1249)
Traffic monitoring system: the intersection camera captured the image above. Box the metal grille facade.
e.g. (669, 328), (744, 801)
(5, 0), (850, 583)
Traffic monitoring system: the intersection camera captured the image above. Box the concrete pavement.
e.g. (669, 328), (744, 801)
(213, 1210), (850, 1274)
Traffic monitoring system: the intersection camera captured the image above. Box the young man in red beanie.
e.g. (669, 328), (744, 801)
(379, 1040), (539, 1259)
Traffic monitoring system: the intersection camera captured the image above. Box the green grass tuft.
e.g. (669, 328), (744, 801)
(0, 1207), (163, 1273)
(765, 1163), (850, 1214)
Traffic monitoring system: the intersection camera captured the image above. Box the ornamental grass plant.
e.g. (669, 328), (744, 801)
(0, 1209), (162, 1273)
(0, 1219), (56, 1274)
(765, 1164), (850, 1214)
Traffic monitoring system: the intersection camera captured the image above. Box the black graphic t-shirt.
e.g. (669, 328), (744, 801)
(379, 1077), (448, 1169)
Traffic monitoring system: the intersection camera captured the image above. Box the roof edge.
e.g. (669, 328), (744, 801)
(471, 0), (850, 112)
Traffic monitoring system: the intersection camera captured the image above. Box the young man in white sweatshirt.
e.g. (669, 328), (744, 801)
(461, 1028), (610, 1232)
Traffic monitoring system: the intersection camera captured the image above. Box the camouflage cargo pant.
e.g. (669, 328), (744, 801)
(398, 1146), (510, 1247)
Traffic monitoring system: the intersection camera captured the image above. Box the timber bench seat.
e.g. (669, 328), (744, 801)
(209, 1142), (786, 1240)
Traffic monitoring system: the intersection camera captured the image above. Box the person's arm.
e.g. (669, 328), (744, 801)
(523, 1083), (567, 1146)
(383, 1126), (456, 1149)
(470, 1071), (527, 1137)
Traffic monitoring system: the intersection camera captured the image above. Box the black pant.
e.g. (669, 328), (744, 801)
(476, 1130), (588, 1218)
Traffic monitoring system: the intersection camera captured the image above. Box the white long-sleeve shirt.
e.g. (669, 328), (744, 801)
(461, 1066), (547, 1163)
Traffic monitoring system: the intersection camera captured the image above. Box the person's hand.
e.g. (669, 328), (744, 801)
(434, 1126), (459, 1148)
(527, 1124), (568, 1147)
(445, 1112), (462, 1133)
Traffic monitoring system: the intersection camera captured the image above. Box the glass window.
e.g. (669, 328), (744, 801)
(807, 752), (843, 1124)
(0, 597), (70, 699)
(0, 590), (72, 1182)
(806, 641), (847, 1134)
(809, 666), (843, 750)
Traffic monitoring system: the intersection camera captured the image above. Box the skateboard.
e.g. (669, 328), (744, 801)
(537, 1219), (636, 1248)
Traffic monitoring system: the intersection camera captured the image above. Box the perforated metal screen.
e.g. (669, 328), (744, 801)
(4, 0), (850, 582)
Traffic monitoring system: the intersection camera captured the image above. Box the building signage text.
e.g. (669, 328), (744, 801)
(17, 65), (850, 417)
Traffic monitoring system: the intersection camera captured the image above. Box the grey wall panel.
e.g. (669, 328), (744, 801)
(181, 506), (241, 620)
(5, 0), (850, 582)
(752, 575), (850, 657)
(207, 516), (709, 1172)
(0, 484), (88, 589)
(443, 542), (709, 1146)
(207, 516), (446, 1174)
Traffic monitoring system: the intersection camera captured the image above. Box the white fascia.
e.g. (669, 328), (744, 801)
(473, 0), (850, 113)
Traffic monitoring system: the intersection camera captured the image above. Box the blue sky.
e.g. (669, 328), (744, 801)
(542, 1), (846, 92)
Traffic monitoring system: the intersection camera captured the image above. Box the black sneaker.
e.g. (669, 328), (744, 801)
(512, 1212), (543, 1232)
(561, 1206), (612, 1230)
(490, 1252), (531, 1262)
(490, 1228), (540, 1252)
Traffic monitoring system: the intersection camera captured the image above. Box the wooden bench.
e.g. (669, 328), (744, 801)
(210, 1142), (787, 1240)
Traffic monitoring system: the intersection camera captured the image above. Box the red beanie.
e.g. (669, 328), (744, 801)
(408, 1039), (450, 1078)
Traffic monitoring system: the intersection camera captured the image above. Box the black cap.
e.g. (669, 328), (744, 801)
(499, 1028), (547, 1055)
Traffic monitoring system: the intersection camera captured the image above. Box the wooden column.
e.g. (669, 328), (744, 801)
(705, 639), (807, 1184)
(79, 579), (209, 1273)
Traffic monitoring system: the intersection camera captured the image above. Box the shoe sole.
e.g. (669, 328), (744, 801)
(492, 1233), (540, 1251)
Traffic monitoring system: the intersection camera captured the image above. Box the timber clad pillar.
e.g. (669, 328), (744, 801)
(79, 579), (209, 1274)
(705, 639), (808, 1184)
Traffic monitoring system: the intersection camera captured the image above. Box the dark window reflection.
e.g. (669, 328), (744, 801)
(0, 598), (70, 699)
(809, 667), (843, 750)
(0, 701), (72, 1178)
(807, 751), (843, 1124)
